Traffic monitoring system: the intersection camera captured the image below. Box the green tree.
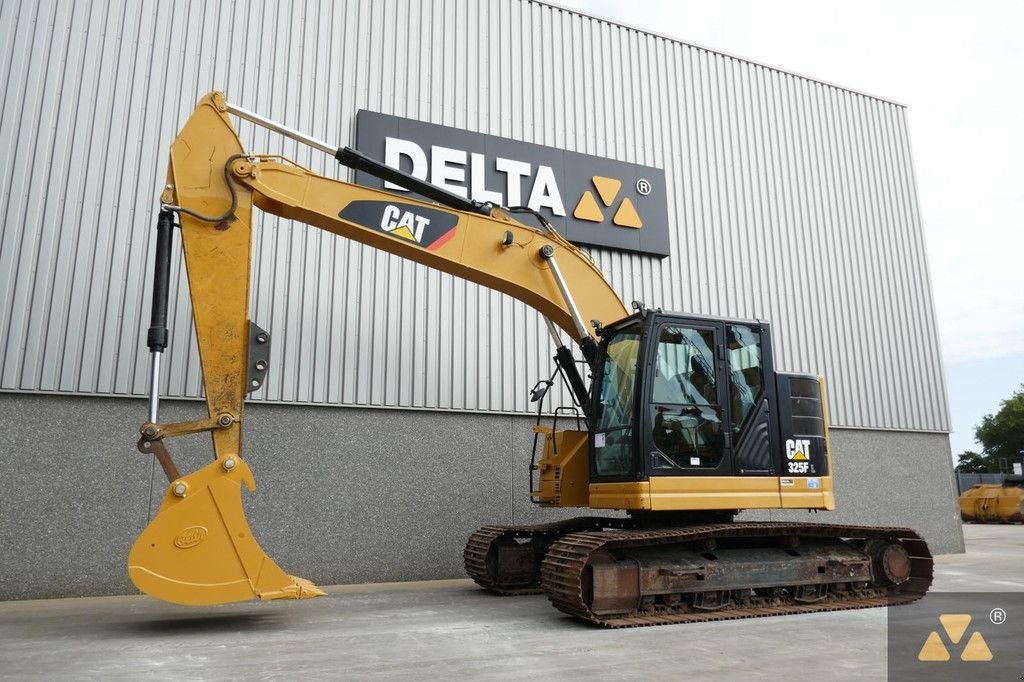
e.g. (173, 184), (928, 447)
(974, 383), (1024, 468)
(955, 450), (996, 473)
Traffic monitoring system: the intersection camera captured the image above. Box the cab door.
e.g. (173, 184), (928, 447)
(641, 315), (783, 511)
(644, 319), (732, 476)
(643, 318), (779, 477)
(723, 323), (777, 476)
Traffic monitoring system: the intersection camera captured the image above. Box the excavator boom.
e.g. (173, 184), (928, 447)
(130, 92), (626, 605)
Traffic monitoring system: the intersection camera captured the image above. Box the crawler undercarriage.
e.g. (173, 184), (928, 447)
(465, 517), (932, 627)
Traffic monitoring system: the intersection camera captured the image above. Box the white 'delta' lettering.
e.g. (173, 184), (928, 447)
(470, 152), (503, 205)
(380, 204), (431, 242)
(431, 145), (468, 198)
(383, 137), (427, 191)
(494, 157), (531, 207)
(528, 164), (565, 216)
(381, 138), (567, 217)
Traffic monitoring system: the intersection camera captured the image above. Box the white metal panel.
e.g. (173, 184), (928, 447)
(0, 0), (950, 431)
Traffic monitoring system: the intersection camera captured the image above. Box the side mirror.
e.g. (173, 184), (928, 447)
(530, 380), (553, 403)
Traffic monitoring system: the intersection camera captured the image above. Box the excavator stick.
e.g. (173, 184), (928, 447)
(129, 456), (325, 605)
(131, 94), (324, 605)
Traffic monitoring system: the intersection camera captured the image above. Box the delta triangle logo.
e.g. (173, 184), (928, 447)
(917, 614), (993, 662)
(573, 176), (643, 229)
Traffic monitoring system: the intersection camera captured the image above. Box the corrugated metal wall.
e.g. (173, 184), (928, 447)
(0, 0), (950, 431)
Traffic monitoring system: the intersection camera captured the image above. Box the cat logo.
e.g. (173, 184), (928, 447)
(573, 176), (643, 229)
(380, 204), (431, 243)
(785, 438), (811, 474)
(338, 200), (459, 252)
(785, 439), (810, 461)
(918, 614), (993, 662)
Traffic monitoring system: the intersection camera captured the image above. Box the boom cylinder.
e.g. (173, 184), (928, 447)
(225, 97), (494, 219)
(540, 245), (598, 366)
(335, 146), (493, 216)
(543, 317), (590, 412)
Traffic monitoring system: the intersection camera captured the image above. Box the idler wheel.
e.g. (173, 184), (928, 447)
(876, 542), (911, 585)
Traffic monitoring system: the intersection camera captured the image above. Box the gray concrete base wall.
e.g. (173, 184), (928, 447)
(738, 429), (965, 555)
(0, 393), (962, 601)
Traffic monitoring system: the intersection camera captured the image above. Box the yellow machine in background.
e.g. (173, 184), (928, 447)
(130, 92), (933, 626)
(959, 477), (1024, 523)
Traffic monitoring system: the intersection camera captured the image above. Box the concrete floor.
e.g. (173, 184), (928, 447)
(0, 525), (1020, 681)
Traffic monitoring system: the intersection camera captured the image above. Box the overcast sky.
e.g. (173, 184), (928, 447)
(557, 0), (1024, 456)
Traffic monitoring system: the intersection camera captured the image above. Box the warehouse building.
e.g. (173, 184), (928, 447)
(0, 0), (961, 600)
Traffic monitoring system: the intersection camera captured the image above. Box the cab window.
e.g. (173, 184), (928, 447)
(649, 325), (724, 470)
(726, 324), (764, 436)
(592, 324), (641, 478)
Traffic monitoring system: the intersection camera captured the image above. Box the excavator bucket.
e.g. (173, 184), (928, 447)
(129, 456), (325, 605)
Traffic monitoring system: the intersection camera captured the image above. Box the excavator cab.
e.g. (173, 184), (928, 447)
(532, 309), (834, 514)
(592, 312), (780, 481)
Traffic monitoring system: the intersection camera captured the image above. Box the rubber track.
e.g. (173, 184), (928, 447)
(464, 517), (629, 595)
(540, 522), (933, 628)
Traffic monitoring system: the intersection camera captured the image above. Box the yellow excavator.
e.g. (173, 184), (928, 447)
(130, 92), (932, 626)
(959, 476), (1024, 523)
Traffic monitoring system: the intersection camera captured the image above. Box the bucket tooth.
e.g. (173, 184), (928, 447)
(260, 576), (327, 601)
(128, 456), (323, 606)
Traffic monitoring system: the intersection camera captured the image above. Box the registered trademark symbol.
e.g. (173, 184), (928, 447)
(990, 607), (1006, 625)
(636, 178), (651, 196)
